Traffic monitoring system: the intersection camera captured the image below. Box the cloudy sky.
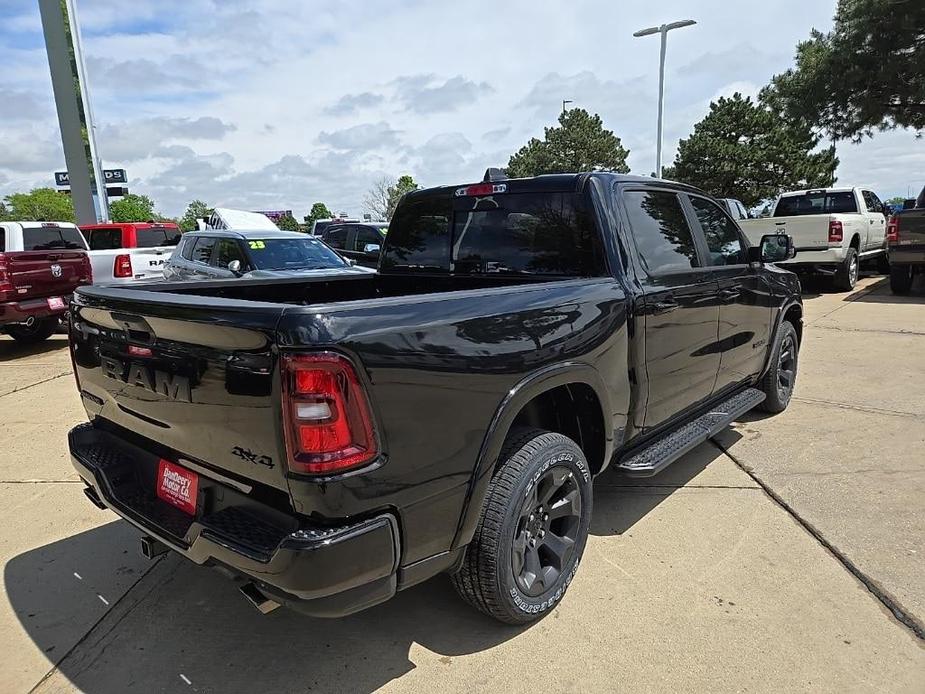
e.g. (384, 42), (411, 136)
(0, 0), (921, 219)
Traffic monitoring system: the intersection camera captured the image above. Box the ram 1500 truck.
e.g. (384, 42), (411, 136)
(67, 173), (803, 624)
(741, 186), (888, 291)
(886, 185), (925, 294)
(1, 221), (93, 343)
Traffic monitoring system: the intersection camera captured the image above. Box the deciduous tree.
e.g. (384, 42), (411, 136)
(109, 194), (160, 222)
(3, 188), (75, 222)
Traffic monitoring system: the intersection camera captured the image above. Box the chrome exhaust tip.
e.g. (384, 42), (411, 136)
(24, 316), (36, 327)
(82, 485), (107, 510)
(239, 582), (280, 614)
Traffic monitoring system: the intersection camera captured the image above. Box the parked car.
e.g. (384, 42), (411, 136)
(718, 198), (750, 221)
(740, 187), (888, 290)
(81, 222), (180, 284)
(320, 221), (389, 267)
(162, 229), (375, 281)
(67, 173), (802, 624)
(0, 221), (92, 343)
(886, 184), (925, 294)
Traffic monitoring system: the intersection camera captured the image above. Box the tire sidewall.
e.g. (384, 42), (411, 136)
(496, 438), (592, 621)
(768, 322), (798, 408)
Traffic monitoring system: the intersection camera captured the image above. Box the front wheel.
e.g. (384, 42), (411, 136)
(451, 429), (592, 624)
(890, 264), (913, 294)
(758, 321), (799, 413)
(4, 317), (59, 344)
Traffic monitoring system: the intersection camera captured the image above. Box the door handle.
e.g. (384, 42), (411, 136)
(651, 299), (679, 315)
(718, 288), (740, 302)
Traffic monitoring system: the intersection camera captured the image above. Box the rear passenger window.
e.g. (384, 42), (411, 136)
(191, 237), (216, 264)
(624, 191), (700, 274)
(179, 237), (194, 260)
(690, 197), (747, 266)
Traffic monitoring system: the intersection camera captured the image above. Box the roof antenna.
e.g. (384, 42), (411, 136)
(483, 167), (508, 183)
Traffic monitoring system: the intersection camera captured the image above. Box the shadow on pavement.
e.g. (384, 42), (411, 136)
(6, 437), (741, 693)
(841, 275), (925, 304)
(0, 334), (70, 363)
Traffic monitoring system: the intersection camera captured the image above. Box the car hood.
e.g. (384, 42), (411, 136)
(242, 265), (376, 279)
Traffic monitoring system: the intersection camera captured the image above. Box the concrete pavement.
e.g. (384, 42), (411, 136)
(1, 277), (923, 693)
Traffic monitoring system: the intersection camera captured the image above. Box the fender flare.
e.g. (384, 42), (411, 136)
(450, 361), (614, 550)
(761, 298), (803, 376)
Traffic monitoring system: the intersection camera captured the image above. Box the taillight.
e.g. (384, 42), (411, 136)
(281, 353), (378, 474)
(80, 253), (93, 284)
(886, 215), (900, 243)
(828, 219), (843, 243)
(113, 254), (133, 278)
(0, 252), (12, 300)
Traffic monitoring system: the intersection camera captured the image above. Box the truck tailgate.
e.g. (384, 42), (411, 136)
(764, 216), (831, 249)
(70, 286), (290, 492)
(6, 250), (90, 298)
(128, 246), (173, 279)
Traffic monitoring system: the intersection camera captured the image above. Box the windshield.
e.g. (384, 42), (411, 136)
(136, 227), (181, 248)
(246, 237), (347, 271)
(774, 191), (858, 217)
(23, 226), (86, 250)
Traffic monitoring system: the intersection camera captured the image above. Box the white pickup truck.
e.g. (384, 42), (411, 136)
(740, 187), (888, 291)
(80, 222), (180, 284)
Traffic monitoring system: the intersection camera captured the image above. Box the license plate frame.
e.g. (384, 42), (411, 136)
(46, 297), (66, 310)
(156, 459), (199, 516)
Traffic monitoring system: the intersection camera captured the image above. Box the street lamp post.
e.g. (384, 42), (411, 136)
(633, 19), (696, 178)
(562, 99), (573, 115)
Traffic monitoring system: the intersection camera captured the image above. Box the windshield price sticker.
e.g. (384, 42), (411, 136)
(248, 240), (266, 250)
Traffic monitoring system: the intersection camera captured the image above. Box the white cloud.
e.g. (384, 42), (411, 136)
(1, 0), (921, 217)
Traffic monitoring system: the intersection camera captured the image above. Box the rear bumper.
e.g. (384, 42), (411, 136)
(779, 247), (846, 268)
(0, 296), (68, 326)
(68, 423), (400, 617)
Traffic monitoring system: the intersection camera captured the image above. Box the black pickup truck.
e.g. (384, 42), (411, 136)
(67, 173), (803, 624)
(886, 184), (925, 294)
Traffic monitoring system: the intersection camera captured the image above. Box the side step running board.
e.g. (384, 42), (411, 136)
(617, 388), (765, 477)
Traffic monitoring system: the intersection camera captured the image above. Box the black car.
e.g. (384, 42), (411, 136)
(162, 229), (374, 280)
(321, 222), (389, 267)
(67, 172), (802, 625)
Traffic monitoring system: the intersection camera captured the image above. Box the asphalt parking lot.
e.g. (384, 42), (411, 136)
(1, 274), (923, 693)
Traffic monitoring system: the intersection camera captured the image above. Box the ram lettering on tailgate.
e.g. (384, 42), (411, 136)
(101, 356), (192, 402)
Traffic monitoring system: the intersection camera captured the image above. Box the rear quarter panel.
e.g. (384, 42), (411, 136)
(278, 277), (630, 564)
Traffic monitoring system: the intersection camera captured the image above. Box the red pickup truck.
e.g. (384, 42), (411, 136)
(0, 221), (93, 343)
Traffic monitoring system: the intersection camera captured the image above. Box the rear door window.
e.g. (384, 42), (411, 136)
(623, 190), (700, 275)
(86, 228), (122, 250)
(862, 190), (883, 213)
(22, 226), (86, 250)
(689, 196), (747, 266)
(136, 227), (181, 247)
(191, 237), (217, 264)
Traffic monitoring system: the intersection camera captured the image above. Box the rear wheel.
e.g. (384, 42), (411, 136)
(833, 248), (859, 291)
(876, 252), (890, 275)
(758, 321), (799, 414)
(4, 317), (58, 344)
(451, 429), (592, 624)
(890, 264), (914, 294)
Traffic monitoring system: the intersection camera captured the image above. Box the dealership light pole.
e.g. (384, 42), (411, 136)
(633, 19), (696, 178)
(39, 0), (109, 223)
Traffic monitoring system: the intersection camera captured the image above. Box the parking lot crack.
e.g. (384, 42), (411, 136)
(792, 396), (920, 418)
(713, 438), (925, 642)
(810, 325), (925, 337)
(0, 372), (70, 398)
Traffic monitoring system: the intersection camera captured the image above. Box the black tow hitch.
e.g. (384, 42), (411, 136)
(140, 535), (168, 559)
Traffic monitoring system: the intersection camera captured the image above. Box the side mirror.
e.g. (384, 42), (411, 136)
(227, 259), (242, 275)
(749, 234), (795, 264)
(346, 258), (357, 266)
(363, 243), (381, 254)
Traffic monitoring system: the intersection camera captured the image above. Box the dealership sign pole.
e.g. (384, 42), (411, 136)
(39, 0), (109, 224)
